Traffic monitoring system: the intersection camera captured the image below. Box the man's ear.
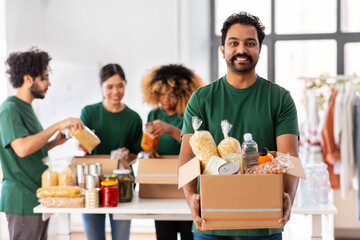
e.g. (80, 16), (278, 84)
(220, 45), (225, 58)
(23, 75), (34, 86)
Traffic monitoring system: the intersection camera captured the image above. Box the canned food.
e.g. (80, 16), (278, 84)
(218, 162), (240, 175)
(89, 163), (102, 176)
(85, 174), (100, 189)
(76, 164), (86, 187)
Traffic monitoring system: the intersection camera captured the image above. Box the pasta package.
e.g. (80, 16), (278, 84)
(41, 169), (58, 187)
(39, 197), (84, 208)
(58, 170), (74, 186)
(70, 126), (101, 153)
(189, 116), (219, 170)
(37, 186), (82, 198)
(217, 120), (245, 174)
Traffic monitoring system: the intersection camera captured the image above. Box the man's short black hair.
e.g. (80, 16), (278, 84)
(221, 11), (266, 46)
(6, 47), (51, 88)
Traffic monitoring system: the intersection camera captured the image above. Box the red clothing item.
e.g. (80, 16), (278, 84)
(321, 89), (340, 189)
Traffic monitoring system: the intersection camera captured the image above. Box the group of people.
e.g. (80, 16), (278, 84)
(0, 11), (299, 240)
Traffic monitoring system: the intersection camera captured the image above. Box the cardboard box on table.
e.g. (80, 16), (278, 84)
(178, 152), (306, 231)
(69, 155), (117, 175)
(69, 153), (138, 175)
(135, 155), (185, 199)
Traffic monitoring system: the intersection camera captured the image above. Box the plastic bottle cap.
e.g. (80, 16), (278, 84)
(103, 174), (118, 178)
(244, 133), (252, 142)
(259, 147), (268, 156)
(113, 169), (131, 175)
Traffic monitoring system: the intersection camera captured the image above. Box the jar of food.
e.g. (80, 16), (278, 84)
(113, 169), (133, 203)
(100, 174), (119, 207)
(140, 125), (159, 152)
(258, 147), (274, 165)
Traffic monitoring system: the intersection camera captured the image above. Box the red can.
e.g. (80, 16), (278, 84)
(100, 175), (118, 207)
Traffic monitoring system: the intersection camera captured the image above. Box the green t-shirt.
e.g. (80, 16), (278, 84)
(181, 75), (299, 236)
(80, 102), (142, 155)
(147, 109), (182, 155)
(0, 96), (48, 215)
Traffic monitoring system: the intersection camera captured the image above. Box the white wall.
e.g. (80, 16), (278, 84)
(5, 0), (211, 128)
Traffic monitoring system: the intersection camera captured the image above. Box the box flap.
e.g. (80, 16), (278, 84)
(273, 152), (306, 179)
(178, 157), (201, 189)
(135, 157), (179, 184)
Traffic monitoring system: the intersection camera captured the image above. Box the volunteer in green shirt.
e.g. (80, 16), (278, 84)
(0, 48), (84, 240)
(179, 12), (299, 239)
(141, 64), (205, 240)
(80, 63), (142, 240)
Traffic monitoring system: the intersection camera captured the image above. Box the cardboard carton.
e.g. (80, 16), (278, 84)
(135, 156), (185, 199)
(178, 152), (306, 231)
(69, 155), (119, 175)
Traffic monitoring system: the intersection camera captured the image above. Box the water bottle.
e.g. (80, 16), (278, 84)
(301, 166), (316, 208)
(241, 133), (259, 169)
(317, 163), (330, 204)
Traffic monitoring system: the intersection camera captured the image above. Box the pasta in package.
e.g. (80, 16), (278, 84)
(245, 153), (294, 175)
(41, 156), (74, 187)
(39, 197), (84, 208)
(217, 120), (244, 174)
(189, 116), (219, 170)
(69, 126), (101, 153)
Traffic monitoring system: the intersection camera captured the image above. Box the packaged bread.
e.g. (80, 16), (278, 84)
(58, 170), (74, 186)
(36, 186), (82, 198)
(217, 120), (245, 174)
(189, 116), (219, 170)
(41, 169), (58, 187)
(39, 197), (84, 208)
(70, 126), (101, 153)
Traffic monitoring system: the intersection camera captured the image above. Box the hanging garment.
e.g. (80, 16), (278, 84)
(339, 82), (357, 198)
(321, 89), (340, 189)
(355, 96), (360, 220)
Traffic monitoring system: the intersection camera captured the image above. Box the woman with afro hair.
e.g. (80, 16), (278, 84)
(141, 64), (205, 240)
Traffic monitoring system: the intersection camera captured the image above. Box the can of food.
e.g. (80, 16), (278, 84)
(82, 163), (89, 175)
(88, 164), (100, 176)
(85, 188), (100, 208)
(76, 164), (86, 187)
(85, 174), (100, 189)
(218, 162), (240, 175)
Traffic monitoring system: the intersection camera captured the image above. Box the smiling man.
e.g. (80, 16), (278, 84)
(179, 12), (299, 240)
(0, 47), (84, 240)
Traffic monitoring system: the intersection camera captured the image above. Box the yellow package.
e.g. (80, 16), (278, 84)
(39, 197), (84, 208)
(41, 169), (58, 187)
(189, 116), (219, 170)
(70, 126), (101, 153)
(36, 186), (82, 198)
(217, 120), (244, 174)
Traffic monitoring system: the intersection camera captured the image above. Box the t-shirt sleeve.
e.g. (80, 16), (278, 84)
(80, 106), (92, 129)
(275, 90), (299, 138)
(181, 92), (203, 136)
(147, 111), (154, 123)
(0, 106), (29, 148)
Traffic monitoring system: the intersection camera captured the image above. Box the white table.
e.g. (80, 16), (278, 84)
(34, 193), (337, 240)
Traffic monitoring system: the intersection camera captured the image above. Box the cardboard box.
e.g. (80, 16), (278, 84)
(178, 152), (306, 231)
(69, 155), (119, 175)
(135, 156), (185, 199)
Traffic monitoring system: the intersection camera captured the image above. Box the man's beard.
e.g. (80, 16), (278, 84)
(226, 54), (257, 73)
(30, 82), (46, 99)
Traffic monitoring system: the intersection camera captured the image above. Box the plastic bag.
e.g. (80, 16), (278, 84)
(245, 153), (294, 175)
(189, 116), (219, 170)
(39, 197), (84, 208)
(36, 186), (82, 198)
(217, 120), (244, 174)
(42, 157), (75, 187)
(70, 126), (101, 153)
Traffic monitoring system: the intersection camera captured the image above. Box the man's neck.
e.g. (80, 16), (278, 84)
(16, 88), (34, 104)
(225, 70), (257, 89)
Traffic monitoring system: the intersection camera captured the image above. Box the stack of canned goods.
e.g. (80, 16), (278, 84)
(76, 163), (102, 208)
(85, 175), (100, 208)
